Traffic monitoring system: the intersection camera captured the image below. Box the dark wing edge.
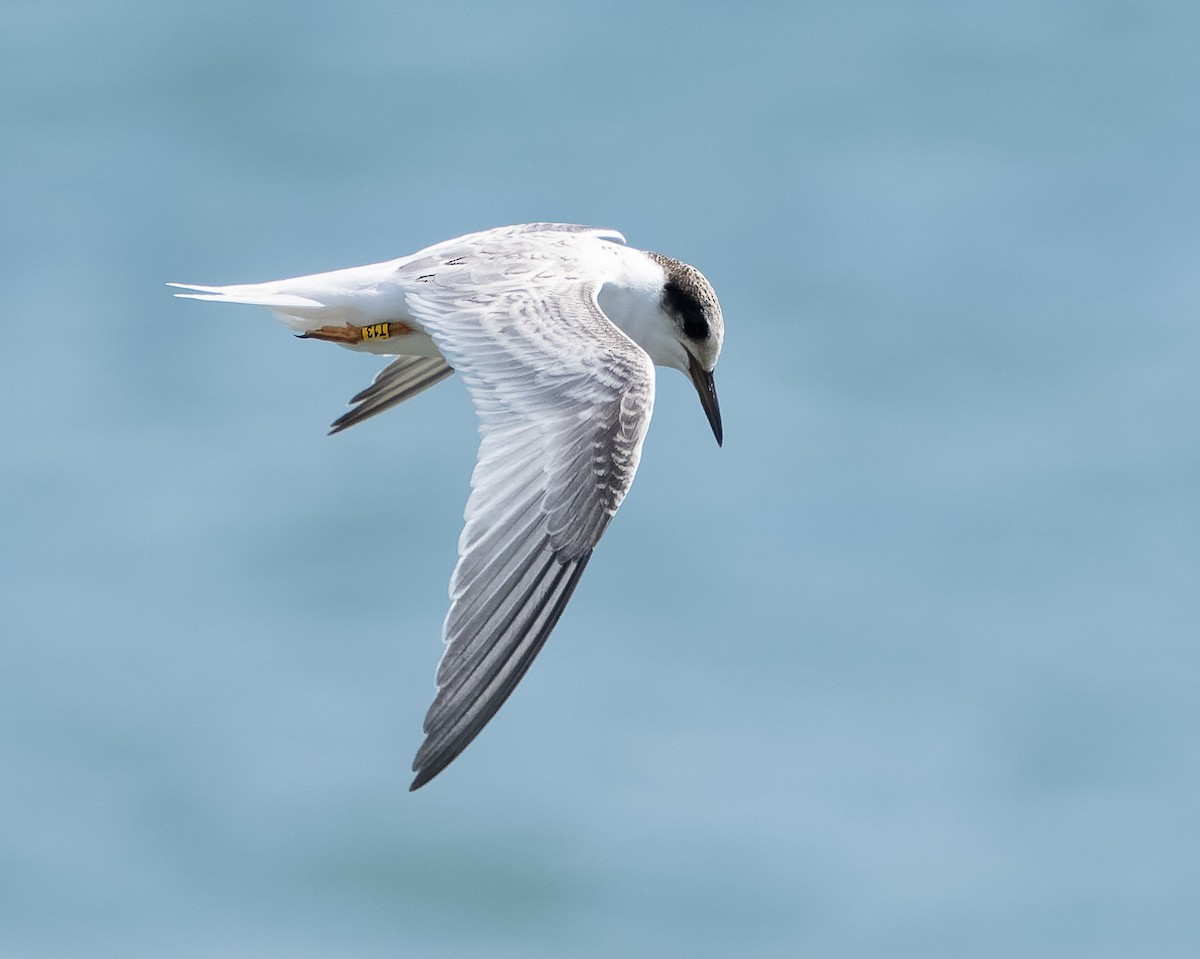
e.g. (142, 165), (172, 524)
(328, 355), (454, 434)
(409, 543), (591, 790)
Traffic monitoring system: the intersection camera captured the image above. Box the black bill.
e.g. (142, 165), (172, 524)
(687, 353), (723, 447)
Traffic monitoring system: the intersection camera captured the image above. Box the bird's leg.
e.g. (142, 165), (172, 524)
(299, 321), (414, 344)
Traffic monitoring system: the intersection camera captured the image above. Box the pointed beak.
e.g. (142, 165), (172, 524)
(687, 354), (723, 447)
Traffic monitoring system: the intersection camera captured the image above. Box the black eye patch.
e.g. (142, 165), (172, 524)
(663, 280), (710, 341)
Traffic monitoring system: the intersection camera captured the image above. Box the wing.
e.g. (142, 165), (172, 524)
(328, 355), (454, 434)
(404, 265), (655, 789)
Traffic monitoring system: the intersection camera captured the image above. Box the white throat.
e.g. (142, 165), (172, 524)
(596, 253), (687, 372)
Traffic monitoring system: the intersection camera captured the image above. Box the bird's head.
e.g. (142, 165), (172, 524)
(647, 253), (724, 447)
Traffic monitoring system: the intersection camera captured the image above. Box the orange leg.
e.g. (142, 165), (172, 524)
(299, 321), (413, 344)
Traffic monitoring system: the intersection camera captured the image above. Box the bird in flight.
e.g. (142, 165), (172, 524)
(171, 223), (724, 789)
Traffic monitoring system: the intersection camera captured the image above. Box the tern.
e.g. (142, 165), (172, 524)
(171, 223), (724, 789)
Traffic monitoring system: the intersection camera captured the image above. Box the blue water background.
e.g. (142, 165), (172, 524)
(2, 2), (1198, 955)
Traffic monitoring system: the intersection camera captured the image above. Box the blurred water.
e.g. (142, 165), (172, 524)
(2, 1), (1199, 956)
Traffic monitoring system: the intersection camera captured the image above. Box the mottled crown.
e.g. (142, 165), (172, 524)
(645, 251), (723, 345)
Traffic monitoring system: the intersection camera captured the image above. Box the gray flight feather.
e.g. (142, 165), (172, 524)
(329, 355), (454, 434)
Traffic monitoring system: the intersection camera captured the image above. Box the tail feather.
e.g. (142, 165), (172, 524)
(167, 282), (323, 310)
(167, 258), (412, 338)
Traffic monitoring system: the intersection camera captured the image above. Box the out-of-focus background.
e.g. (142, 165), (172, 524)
(3, 2), (1198, 956)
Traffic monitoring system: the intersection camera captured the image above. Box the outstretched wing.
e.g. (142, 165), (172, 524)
(403, 254), (655, 789)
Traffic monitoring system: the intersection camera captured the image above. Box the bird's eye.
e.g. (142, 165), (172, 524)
(682, 314), (710, 340)
(663, 281), (710, 341)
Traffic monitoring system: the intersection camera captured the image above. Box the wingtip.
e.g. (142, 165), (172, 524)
(409, 740), (449, 791)
(409, 765), (438, 791)
(326, 415), (355, 436)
